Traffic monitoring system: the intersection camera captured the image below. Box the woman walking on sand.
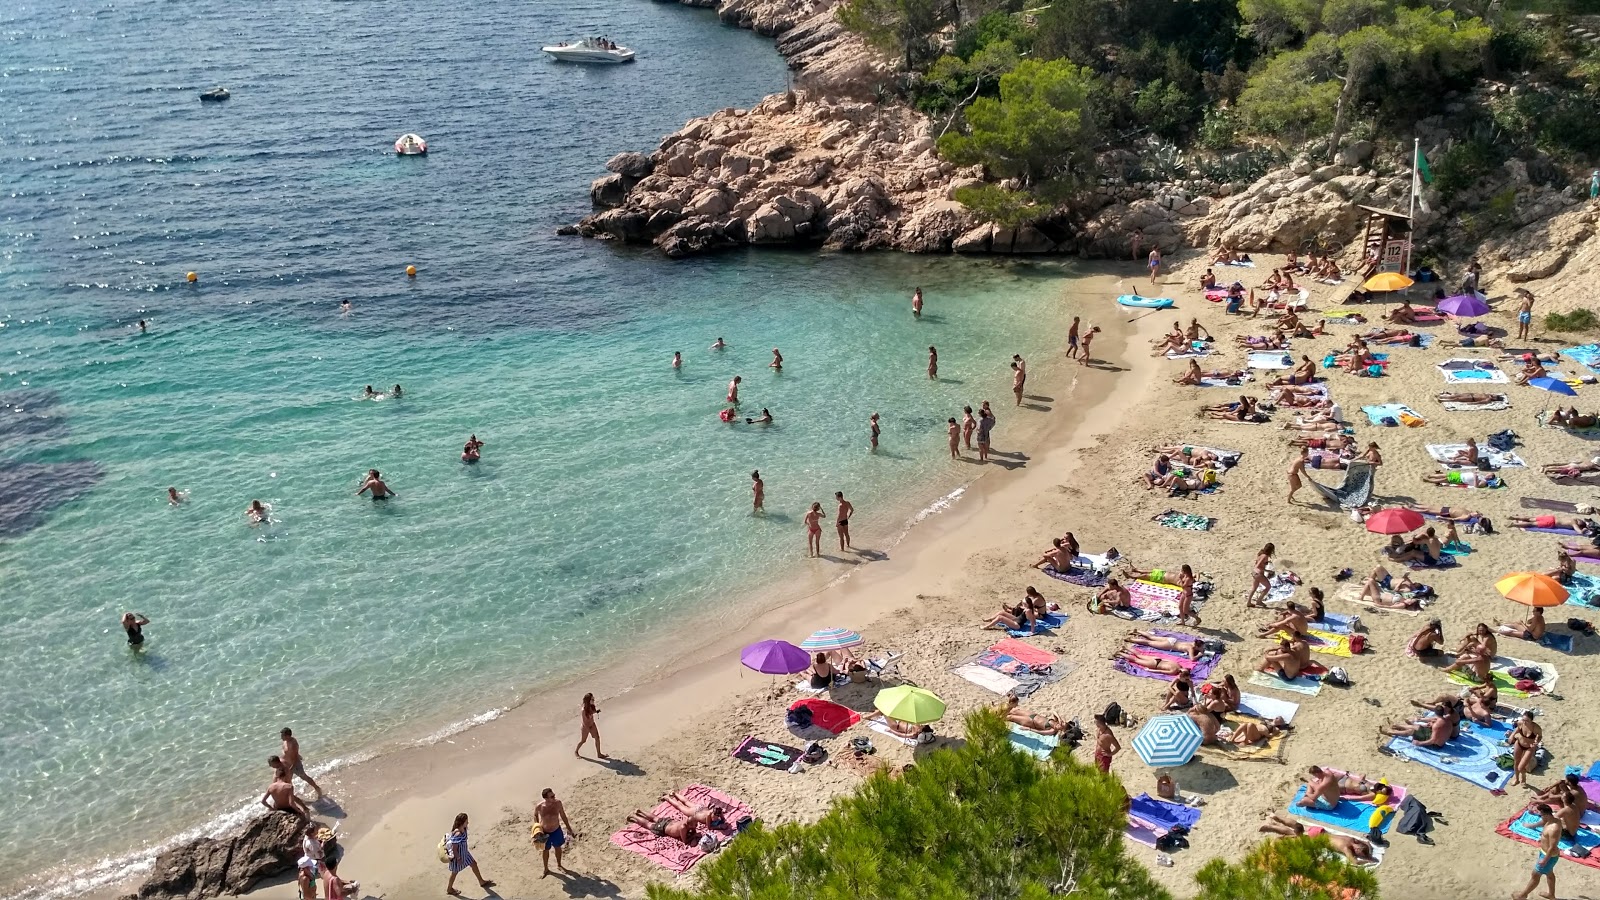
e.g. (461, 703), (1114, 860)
(1246, 543), (1276, 607)
(444, 813), (494, 896)
(575, 693), (607, 759)
(1287, 448), (1308, 504)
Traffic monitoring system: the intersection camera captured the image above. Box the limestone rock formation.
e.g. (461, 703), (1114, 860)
(124, 811), (302, 900)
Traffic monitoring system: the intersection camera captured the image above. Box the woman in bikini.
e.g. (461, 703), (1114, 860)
(1114, 648), (1185, 676)
(1163, 675), (1193, 710)
(961, 405), (976, 450)
(804, 502), (824, 557)
(1510, 712), (1543, 787)
(1227, 716), (1290, 745)
(1245, 543), (1276, 607)
(1124, 630), (1204, 659)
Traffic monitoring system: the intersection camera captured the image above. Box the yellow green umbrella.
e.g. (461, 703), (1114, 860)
(1363, 272), (1414, 292)
(873, 685), (946, 724)
(1496, 572), (1569, 607)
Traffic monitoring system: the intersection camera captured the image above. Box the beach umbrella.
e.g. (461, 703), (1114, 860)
(873, 684), (946, 724)
(1496, 572), (1569, 607)
(1528, 377), (1578, 397)
(1363, 272), (1414, 292)
(1131, 714), (1203, 767)
(1365, 508), (1425, 535)
(800, 627), (864, 652)
(1436, 294), (1490, 317)
(740, 640), (811, 675)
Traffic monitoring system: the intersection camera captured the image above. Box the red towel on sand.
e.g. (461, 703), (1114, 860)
(988, 638), (1057, 668)
(789, 698), (861, 734)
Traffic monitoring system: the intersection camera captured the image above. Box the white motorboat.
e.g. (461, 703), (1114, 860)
(542, 38), (635, 64)
(394, 133), (428, 156)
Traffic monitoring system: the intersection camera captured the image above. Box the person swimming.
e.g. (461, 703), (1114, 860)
(357, 470), (395, 500)
(363, 385), (379, 399)
(167, 487), (185, 505)
(246, 500), (270, 524)
(745, 408), (773, 425)
(390, 384), (403, 398)
(710, 337), (726, 350)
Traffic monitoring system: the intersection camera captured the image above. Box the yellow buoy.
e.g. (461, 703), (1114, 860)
(185, 271), (198, 283)
(405, 265), (417, 278)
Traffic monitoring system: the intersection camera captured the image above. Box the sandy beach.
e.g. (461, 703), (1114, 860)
(126, 256), (1600, 900)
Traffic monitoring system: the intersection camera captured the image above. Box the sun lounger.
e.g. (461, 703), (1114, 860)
(1499, 808), (1600, 869)
(1445, 655), (1559, 697)
(1383, 715), (1514, 790)
(1427, 443), (1525, 469)
(610, 784), (753, 873)
(1307, 461), (1374, 509)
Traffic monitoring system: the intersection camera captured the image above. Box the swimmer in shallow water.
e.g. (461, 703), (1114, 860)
(710, 337), (726, 350)
(121, 612), (149, 647)
(745, 408), (773, 425)
(247, 500), (270, 524)
(390, 384), (403, 399)
(462, 441), (480, 463)
(357, 470), (395, 500)
(672, 351), (681, 369)
(340, 300), (351, 314)
(363, 385), (379, 400)
(168, 487), (185, 505)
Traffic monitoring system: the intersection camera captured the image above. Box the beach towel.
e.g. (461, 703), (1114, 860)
(1334, 583), (1423, 616)
(1404, 553), (1460, 570)
(1522, 497), (1594, 513)
(866, 717), (920, 746)
(1005, 611), (1067, 638)
(1534, 410), (1600, 437)
(1312, 611), (1359, 634)
(1125, 794), (1202, 848)
(1222, 259), (1257, 267)
(1165, 343), (1212, 360)
(1127, 580), (1183, 617)
(1198, 376), (1251, 387)
(1518, 525), (1584, 536)
(732, 736), (804, 770)
(1308, 824), (1386, 868)
(1237, 692), (1300, 723)
(1263, 574), (1298, 606)
(1499, 808), (1600, 869)
(1383, 715), (1514, 791)
(1152, 510), (1214, 531)
(1203, 716), (1290, 762)
(1563, 343), (1600, 371)
(1248, 352), (1294, 370)
(1427, 443), (1525, 469)
(788, 698), (860, 735)
(953, 664), (1022, 696)
(1289, 780), (1406, 834)
(1308, 461), (1375, 509)
(610, 784), (752, 873)
(1249, 670), (1323, 696)
(1446, 655), (1559, 697)
(1440, 395), (1509, 411)
(989, 638), (1058, 668)
(1292, 628), (1354, 657)
(1362, 404), (1426, 427)
(1043, 565), (1105, 587)
(1007, 724), (1059, 760)
(1114, 631), (1221, 682)
(1438, 357), (1503, 372)
(1563, 571), (1600, 607)
(1535, 631), (1576, 652)
(1439, 362), (1509, 384)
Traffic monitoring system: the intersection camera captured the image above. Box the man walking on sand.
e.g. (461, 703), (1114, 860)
(1287, 447), (1309, 504)
(1148, 247), (1162, 284)
(835, 492), (854, 551)
(534, 788), (578, 878)
(280, 728), (324, 801)
(1513, 803), (1561, 900)
(1517, 289), (1535, 342)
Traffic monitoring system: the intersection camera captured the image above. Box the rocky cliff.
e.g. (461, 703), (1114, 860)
(121, 811), (302, 900)
(571, 0), (994, 256)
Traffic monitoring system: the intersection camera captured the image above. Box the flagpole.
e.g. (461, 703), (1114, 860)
(1405, 137), (1420, 275)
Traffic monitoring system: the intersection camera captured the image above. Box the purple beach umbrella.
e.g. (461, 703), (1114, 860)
(1436, 294), (1489, 318)
(740, 639), (812, 675)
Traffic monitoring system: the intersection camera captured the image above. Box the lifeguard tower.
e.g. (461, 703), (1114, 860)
(1355, 205), (1414, 279)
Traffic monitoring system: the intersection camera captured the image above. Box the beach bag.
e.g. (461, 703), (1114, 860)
(735, 815), (755, 832)
(1200, 469), (1218, 487)
(1567, 617), (1596, 636)
(786, 706), (814, 729)
(1508, 665), (1543, 681)
(1103, 701), (1126, 727)
(437, 835), (450, 864)
(802, 741), (827, 764)
(1325, 667), (1351, 686)
(1488, 430), (1516, 452)
(1348, 634), (1366, 654)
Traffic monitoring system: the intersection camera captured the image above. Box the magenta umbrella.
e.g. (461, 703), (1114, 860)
(741, 639), (812, 675)
(1437, 294), (1489, 317)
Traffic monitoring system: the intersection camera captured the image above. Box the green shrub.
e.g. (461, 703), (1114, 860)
(1545, 309), (1599, 332)
(1490, 24), (1545, 72)
(952, 183), (1051, 226)
(1433, 139), (1501, 201)
(1198, 106), (1242, 150)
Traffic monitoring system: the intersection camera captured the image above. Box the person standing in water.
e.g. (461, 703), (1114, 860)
(977, 403), (995, 463)
(1080, 326), (1101, 366)
(246, 500), (270, 524)
(912, 287), (923, 318)
(121, 612), (149, 648)
(804, 502), (824, 557)
(710, 337), (726, 350)
(869, 413), (880, 452)
(391, 384), (403, 399)
(574, 693), (606, 759)
(962, 405), (976, 450)
(835, 492), (854, 551)
(357, 470), (395, 500)
(927, 346), (938, 380)
(727, 375), (741, 405)
(672, 351), (682, 369)
(947, 417), (961, 459)
(137, 319), (148, 332)
(770, 349), (783, 372)
(1011, 362), (1025, 407)
(279, 727), (325, 801)
(751, 470), (766, 513)
(340, 300), (351, 315)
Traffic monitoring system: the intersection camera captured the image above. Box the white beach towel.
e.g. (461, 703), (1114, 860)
(1440, 397), (1509, 411)
(1237, 692), (1300, 724)
(1199, 375), (1253, 387)
(866, 718), (919, 746)
(1426, 443), (1526, 469)
(1334, 583), (1423, 616)
(1248, 352), (1295, 370)
(952, 664), (1022, 696)
(1299, 824), (1386, 868)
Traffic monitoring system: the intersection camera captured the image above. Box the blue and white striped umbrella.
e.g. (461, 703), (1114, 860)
(1130, 714), (1203, 767)
(800, 627), (864, 652)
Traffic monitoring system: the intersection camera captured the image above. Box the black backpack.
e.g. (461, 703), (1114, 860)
(786, 706), (813, 729)
(1104, 702), (1128, 727)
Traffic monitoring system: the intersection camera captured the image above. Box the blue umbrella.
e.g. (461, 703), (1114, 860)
(1529, 377), (1578, 397)
(1130, 714), (1203, 767)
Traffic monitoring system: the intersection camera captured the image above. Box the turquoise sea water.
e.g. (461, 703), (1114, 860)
(0, 1), (1075, 894)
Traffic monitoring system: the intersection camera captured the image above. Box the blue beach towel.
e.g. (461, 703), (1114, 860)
(1564, 571), (1600, 608)
(1384, 716), (1513, 791)
(1006, 612), (1067, 638)
(1129, 794), (1202, 831)
(1563, 344), (1600, 372)
(1008, 724), (1059, 760)
(1313, 612), (1358, 635)
(1537, 632), (1575, 653)
(1507, 808), (1600, 854)
(1362, 403), (1420, 426)
(1289, 786), (1395, 834)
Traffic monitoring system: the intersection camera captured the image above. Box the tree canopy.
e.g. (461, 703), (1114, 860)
(937, 59), (1097, 199)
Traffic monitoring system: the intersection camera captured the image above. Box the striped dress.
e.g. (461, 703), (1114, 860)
(447, 829), (474, 874)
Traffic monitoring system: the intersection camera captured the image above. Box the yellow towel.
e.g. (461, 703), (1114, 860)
(1199, 715), (1288, 761)
(1277, 629), (1354, 657)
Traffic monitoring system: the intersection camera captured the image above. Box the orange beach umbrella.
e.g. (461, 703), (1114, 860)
(1362, 272), (1414, 292)
(1495, 572), (1568, 607)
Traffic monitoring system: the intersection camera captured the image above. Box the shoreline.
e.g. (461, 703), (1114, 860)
(60, 264), (1121, 900)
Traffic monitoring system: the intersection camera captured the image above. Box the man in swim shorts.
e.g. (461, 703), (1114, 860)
(1517, 290), (1535, 342)
(1297, 766), (1342, 811)
(1093, 714), (1120, 772)
(356, 469), (395, 500)
(834, 492), (853, 551)
(280, 728), (324, 800)
(534, 788), (577, 877)
(1513, 803), (1561, 900)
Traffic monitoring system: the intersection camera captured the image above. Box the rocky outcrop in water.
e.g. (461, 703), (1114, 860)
(122, 811), (301, 900)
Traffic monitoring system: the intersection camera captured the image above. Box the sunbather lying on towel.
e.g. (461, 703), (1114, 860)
(1499, 350), (1561, 364)
(1511, 514), (1596, 533)
(982, 587), (1050, 631)
(1269, 388), (1332, 410)
(1225, 715), (1291, 747)
(1549, 407), (1600, 428)
(1282, 411), (1344, 431)
(1152, 445), (1227, 468)
(1356, 566), (1427, 609)
(1448, 334), (1502, 348)
(871, 713), (935, 743)
(1257, 637), (1306, 680)
(1289, 434), (1354, 451)
(1152, 331), (1191, 357)
(1236, 331), (1290, 350)
(1424, 470), (1501, 487)
(1436, 392), (1504, 405)
(1258, 814), (1379, 864)
(1203, 396), (1266, 422)
(1495, 606), (1547, 642)
(1118, 562), (1189, 586)
(658, 792), (729, 830)
(997, 696), (1071, 736)
(1361, 327), (1420, 346)
(1088, 579), (1132, 615)
(1401, 504), (1490, 537)
(1541, 460), (1600, 478)
(1256, 602), (1308, 637)
(1269, 355), (1319, 386)
(1413, 686), (1497, 727)
(1114, 648), (1186, 676)
(1124, 629), (1206, 659)
(626, 811), (700, 845)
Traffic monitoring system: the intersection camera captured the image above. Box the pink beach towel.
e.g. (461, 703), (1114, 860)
(609, 784), (752, 873)
(988, 637), (1057, 668)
